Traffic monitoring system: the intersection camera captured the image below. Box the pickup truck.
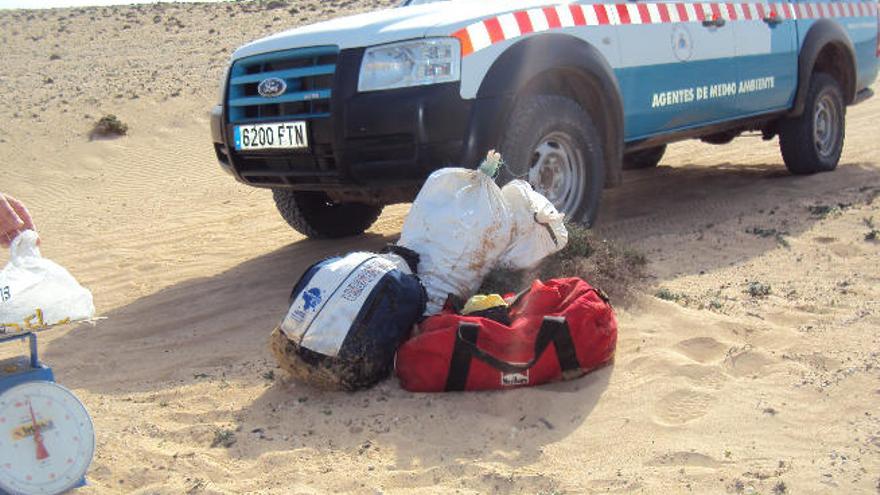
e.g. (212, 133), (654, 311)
(210, 0), (879, 238)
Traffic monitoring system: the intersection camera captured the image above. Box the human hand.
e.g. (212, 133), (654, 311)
(0, 193), (36, 248)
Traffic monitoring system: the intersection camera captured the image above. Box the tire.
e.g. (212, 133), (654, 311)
(623, 145), (666, 170)
(779, 73), (846, 175)
(497, 94), (605, 226)
(272, 189), (383, 239)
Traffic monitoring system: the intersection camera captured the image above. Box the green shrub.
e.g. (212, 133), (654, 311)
(211, 429), (236, 448)
(89, 114), (128, 139)
(655, 288), (683, 302)
(479, 223), (647, 302)
(746, 281), (771, 298)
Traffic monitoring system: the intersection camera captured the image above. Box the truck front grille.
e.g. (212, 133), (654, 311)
(226, 46), (338, 123)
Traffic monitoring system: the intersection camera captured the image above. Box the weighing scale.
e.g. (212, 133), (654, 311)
(0, 332), (94, 495)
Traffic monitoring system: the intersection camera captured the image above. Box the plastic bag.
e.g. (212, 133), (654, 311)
(398, 167), (512, 315)
(0, 230), (95, 333)
(498, 180), (568, 270)
(399, 151), (569, 315)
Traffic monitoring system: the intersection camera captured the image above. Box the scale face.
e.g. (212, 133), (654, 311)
(0, 381), (95, 495)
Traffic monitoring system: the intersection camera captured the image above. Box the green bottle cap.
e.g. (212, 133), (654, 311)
(478, 149), (504, 178)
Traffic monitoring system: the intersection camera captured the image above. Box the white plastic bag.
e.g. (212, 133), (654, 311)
(0, 230), (95, 332)
(498, 180), (569, 270)
(398, 167), (512, 314)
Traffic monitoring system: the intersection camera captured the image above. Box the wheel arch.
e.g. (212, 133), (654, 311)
(791, 19), (857, 117)
(469, 34), (625, 187)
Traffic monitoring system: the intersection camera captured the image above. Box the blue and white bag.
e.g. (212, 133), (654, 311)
(270, 248), (426, 390)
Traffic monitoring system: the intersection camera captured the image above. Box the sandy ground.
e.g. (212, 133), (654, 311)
(1, 1), (879, 494)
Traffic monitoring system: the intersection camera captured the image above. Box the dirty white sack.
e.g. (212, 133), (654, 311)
(0, 230), (95, 332)
(498, 180), (569, 270)
(398, 167), (512, 315)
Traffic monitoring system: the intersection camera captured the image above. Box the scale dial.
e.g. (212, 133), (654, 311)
(0, 381), (94, 495)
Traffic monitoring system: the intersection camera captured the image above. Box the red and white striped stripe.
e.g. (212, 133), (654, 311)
(454, 1), (880, 57)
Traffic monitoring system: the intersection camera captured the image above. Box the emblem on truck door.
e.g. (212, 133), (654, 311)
(258, 77), (287, 98)
(671, 25), (694, 62)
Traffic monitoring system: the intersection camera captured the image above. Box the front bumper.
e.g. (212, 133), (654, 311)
(211, 47), (499, 203)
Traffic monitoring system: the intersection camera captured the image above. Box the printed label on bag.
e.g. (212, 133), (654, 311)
(288, 288), (323, 324)
(341, 263), (386, 301)
(1, 285), (10, 302)
(501, 371), (529, 386)
(282, 253), (398, 357)
(302, 288), (322, 310)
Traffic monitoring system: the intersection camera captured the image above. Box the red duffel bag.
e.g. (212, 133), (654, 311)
(396, 277), (617, 392)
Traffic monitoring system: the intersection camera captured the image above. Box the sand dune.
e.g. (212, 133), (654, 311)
(1, 1), (878, 494)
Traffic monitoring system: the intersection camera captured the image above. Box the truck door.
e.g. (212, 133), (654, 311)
(731, 1), (799, 115)
(616, 0), (741, 142)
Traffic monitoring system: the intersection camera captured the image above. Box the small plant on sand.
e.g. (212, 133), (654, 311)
(211, 428), (236, 448)
(729, 479), (746, 493)
(264, 0), (289, 9)
(745, 226), (790, 248)
(808, 202), (851, 218)
(863, 217), (879, 242)
(479, 223), (647, 301)
(89, 114), (128, 139)
(746, 281), (772, 298)
(772, 480), (787, 494)
(746, 226), (780, 238)
(654, 287), (683, 302)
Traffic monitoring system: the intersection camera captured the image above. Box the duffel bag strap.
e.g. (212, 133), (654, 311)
(444, 316), (581, 391)
(509, 286), (611, 314)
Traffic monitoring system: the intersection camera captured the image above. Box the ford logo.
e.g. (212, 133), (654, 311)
(257, 77), (287, 98)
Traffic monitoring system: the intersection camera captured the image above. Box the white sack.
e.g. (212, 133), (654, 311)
(498, 180), (569, 270)
(398, 168), (512, 315)
(0, 230), (95, 332)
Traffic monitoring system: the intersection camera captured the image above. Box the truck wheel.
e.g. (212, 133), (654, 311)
(498, 94), (605, 226)
(272, 189), (383, 239)
(623, 145), (666, 170)
(779, 73), (845, 175)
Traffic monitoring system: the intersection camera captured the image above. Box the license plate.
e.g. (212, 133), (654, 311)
(234, 121), (308, 151)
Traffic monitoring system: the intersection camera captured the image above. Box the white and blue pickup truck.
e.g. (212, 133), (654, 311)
(211, 0), (879, 238)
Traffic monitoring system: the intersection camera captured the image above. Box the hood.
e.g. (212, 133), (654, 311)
(233, 0), (574, 60)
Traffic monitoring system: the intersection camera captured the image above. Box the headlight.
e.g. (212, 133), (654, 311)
(358, 38), (460, 92)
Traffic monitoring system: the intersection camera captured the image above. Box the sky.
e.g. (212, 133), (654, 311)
(0, 0), (226, 9)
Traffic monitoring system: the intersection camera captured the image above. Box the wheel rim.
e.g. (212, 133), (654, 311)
(813, 93), (839, 159)
(527, 131), (585, 216)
